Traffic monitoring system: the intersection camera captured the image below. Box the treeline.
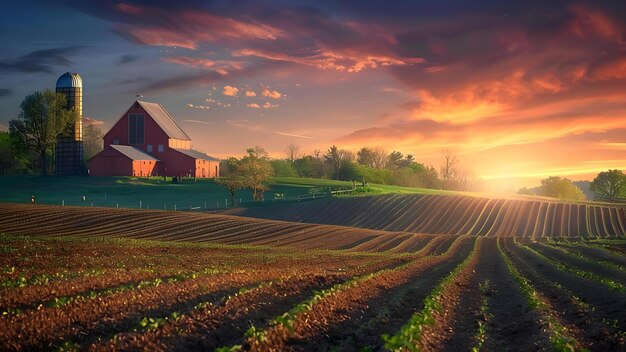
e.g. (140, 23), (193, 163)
(220, 145), (471, 193)
(0, 90), (104, 175)
(517, 169), (626, 202)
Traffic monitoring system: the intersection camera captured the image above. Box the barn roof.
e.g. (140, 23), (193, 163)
(173, 148), (220, 161)
(111, 145), (159, 161)
(137, 101), (191, 141)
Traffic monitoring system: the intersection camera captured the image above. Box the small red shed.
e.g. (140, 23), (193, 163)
(88, 100), (219, 177)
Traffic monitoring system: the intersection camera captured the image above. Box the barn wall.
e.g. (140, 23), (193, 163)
(162, 151), (196, 177)
(132, 160), (159, 177)
(195, 160), (220, 178)
(103, 103), (169, 154)
(88, 152), (133, 176)
(168, 139), (190, 149)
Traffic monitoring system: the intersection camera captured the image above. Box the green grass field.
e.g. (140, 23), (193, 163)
(0, 175), (453, 210)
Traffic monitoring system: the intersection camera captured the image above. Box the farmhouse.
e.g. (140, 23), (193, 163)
(88, 100), (219, 178)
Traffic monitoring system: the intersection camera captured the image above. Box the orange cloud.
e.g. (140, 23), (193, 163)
(233, 48), (423, 73)
(186, 103), (210, 110)
(245, 90), (256, 97)
(261, 86), (282, 99)
(222, 86), (239, 96)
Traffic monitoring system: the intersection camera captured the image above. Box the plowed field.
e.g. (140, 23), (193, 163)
(228, 194), (626, 238)
(1, 195), (625, 351)
(0, 203), (446, 253)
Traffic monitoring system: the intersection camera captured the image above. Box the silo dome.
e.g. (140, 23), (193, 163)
(56, 72), (82, 88)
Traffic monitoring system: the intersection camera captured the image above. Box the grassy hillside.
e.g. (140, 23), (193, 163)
(0, 175), (453, 209)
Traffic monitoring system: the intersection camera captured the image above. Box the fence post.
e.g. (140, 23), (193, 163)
(91, 202), (93, 207)
(174, 204), (177, 211)
(204, 202), (207, 209)
(139, 200), (142, 209)
(62, 200), (64, 206)
(216, 201), (219, 209)
(116, 203), (119, 208)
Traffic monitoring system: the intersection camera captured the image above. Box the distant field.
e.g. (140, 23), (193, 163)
(229, 193), (626, 238)
(0, 175), (453, 209)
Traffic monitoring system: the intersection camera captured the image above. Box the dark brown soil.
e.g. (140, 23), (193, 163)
(247, 237), (475, 351)
(504, 240), (626, 351)
(468, 238), (551, 352)
(528, 242), (626, 284)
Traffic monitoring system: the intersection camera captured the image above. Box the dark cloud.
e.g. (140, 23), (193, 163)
(0, 46), (83, 74)
(0, 89), (13, 97)
(119, 76), (151, 85)
(142, 71), (224, 92)
(117, 54), (140, 65)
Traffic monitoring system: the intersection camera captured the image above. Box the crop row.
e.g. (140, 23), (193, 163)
(233, 193), (626, 237)
(0, 204), (437, 253)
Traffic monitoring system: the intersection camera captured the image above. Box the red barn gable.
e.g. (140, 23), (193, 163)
(88, 100), (219, 178)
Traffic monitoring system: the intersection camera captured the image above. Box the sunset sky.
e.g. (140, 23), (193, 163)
(1, 0), (625, 192)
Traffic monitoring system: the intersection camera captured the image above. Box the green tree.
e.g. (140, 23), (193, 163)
(216, 176), (246, 207)
(293, 156), (316, 177)
(9, 90), (77, 175)
(0, 131), (30, 174)
(539, 176), (586, 201)
(386, 150), (403, 169)
(83, 124), (104, 160)
(590, 169), (626, 200)
(357, 147), (375, 167)
(239, 146), (273, 201)
(325, 145), (341, 178)
(270, 159), (297, 177)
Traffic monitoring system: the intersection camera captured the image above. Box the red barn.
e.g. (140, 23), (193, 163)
(88, 100), (219, 178)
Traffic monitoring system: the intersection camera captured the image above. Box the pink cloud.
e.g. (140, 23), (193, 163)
(162, 56), (244, 75)
(115, 5), (282, 50)
(115, 3), (142, 15)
